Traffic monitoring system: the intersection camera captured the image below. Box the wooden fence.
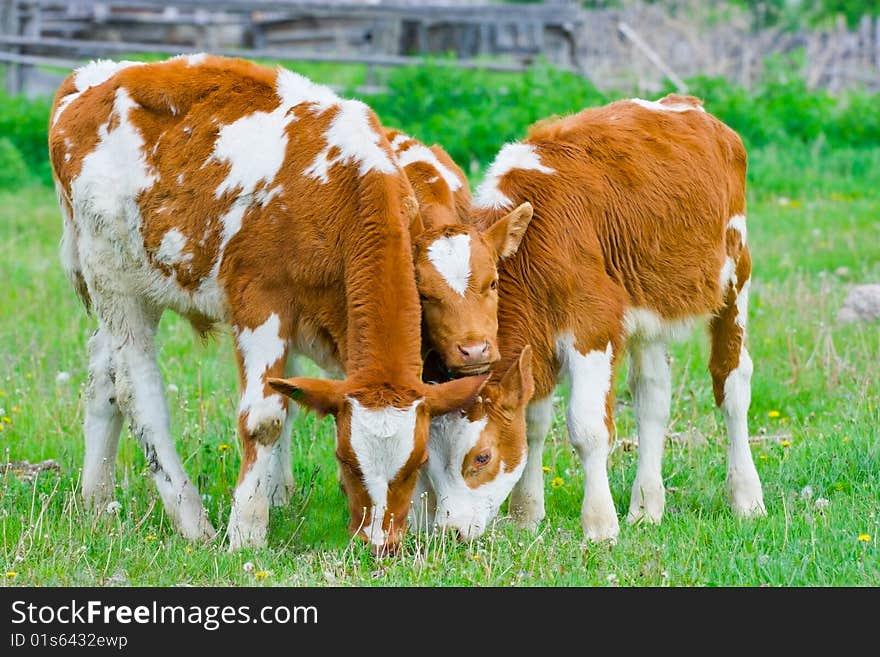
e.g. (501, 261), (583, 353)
(2, 1), (879, 98)
(0, 0), (591, 96)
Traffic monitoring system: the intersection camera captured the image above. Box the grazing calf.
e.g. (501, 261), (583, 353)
(383, 127), (535, 376)
(416, 94), (767, 541)
(49, 54), (487, 553)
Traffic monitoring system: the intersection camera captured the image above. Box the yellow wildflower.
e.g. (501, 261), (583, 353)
(11, 406), (19, 414)
(145, 535), (157, 542)
(185, 546), (193, 554)
(768, 410), (780, 418)
(218, 444), (231, 453)
(781, 440), (792, 448)
(254, 570), (270, 580)
(2, 416), (10, 424)
(541, 466), (550, 473)
(551, 477), (564, 489)
(759, 454), (768, 460)
(858, 534), (871, 543)
(472, 553), (481, 561)
(0, 424), (4, 432)
(0, 391), (5, 397)
(6, 571), (17, 579)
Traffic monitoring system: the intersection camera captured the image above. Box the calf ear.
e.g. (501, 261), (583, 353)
(267, 377), (345, 418)
(498, 345), (535, 411)
(423, 374), (489, 417)
(483, 202), (533, 260)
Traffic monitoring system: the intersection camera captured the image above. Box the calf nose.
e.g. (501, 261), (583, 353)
(456, 341), (490, 364)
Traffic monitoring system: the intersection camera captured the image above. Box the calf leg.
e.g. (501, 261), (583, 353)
(227, 312), (291, 550)
(266, 412), (295, 508)
(109, 304), (215, 541)
(626, 340), (672, 525)
(265, 353), (303, 508)
(508, 395), (554, 532)
(82, 324), (124, 509)
(559, 333), (620, 543)
(709, 244), (765, 518)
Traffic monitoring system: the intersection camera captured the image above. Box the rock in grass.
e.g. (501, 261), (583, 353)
(837, 284), (880, 323)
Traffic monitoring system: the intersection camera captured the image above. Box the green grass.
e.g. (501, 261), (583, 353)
(1, 149), (879, 586)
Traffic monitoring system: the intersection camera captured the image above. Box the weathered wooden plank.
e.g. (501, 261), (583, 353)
(0, 34), (554, 72)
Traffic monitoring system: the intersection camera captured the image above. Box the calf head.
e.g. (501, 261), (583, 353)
(421, 346), (534, 540)
(269, 373), (487, 554)
(410, 203), (533, 376)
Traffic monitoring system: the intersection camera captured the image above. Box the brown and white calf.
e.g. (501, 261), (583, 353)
(416, 94), (766, 541)
(48, 54), (488, 553)
(383, 127), (534, 376)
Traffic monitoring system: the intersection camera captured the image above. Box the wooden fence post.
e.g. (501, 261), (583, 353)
(2, 0), (22, 95)
(618, 21), (687, 93)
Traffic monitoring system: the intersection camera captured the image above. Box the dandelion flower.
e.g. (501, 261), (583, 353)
(814, 498), (830, 511)
(11, 406), (19, 414)
(799, 486), (814, 500)
(541, 466), (550, 473)
(768, 410), (781, 418)
(551, 477), (564, 489)
(243, 561), (255, 573)
(105, 501), (122, 514)
(858, 534), (871, 543)
(781, 440), (792, 448)
(55, 372), (71, 385)
(218, 444), (231, 453)
(167, 384), (179, 394)
(758, 454), (768, 460)
(145, 535), (157, 542)
(254, 570), (270, 580)
(472, 553), (481, 561)
(185, 546), (193, 554)
(6, 571), (16, 579)
(2, 416), (10, 424)
(0, 425), (4, 432)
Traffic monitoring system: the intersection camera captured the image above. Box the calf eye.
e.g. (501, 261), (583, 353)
(490, 280), (498, 290)
(474, 450), (491, 468)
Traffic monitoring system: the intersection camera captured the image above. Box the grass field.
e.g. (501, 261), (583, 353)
(1, 146), (878, 586)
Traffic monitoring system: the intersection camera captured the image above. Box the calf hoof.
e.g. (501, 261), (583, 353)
(728, 470), (766, 518)
(82, 481), (115, 511)
(177, 509), (217, 543)
(582, 501), (620, 544)
(627, 478), (666, 525)
(509, 497), (545, 533)
(226, 518), (268, 551)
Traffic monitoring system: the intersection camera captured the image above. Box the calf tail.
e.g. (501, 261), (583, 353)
(56, 180), (92, 313)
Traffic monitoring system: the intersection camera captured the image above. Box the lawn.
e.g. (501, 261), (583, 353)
(1, 146), (878, 586)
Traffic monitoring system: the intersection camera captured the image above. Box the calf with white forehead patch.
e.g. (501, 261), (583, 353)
(418, 94), (766, 543)
(383, 127), (534, 376)
(49, 54), (487, 554)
